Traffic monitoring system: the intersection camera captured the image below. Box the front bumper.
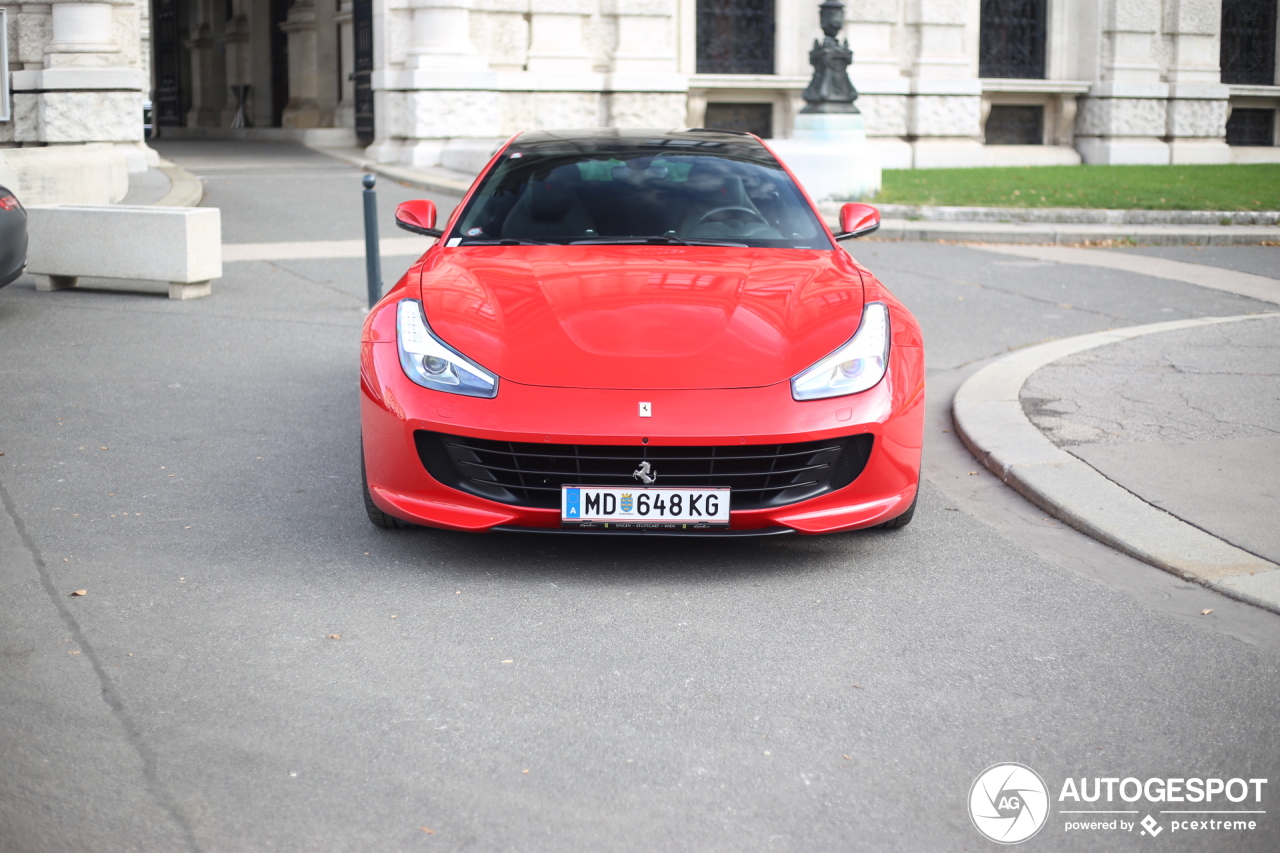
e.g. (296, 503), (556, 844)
(360, 339), (924, 534)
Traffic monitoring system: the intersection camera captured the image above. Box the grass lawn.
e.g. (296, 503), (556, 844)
(877, 164), (1280, 211)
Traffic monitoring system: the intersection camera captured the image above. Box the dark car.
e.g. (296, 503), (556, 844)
(0, 185), (27, 288)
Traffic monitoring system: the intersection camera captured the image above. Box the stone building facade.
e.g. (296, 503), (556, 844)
(0, 0), (156, 202)
(3, 1), (1279, 200)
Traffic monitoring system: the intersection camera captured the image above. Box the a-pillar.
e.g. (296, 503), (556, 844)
(1076, 0), (1170, 164)
(607, 0), (686, 128)
(281, 0), (321, 128)
(1164, 0), (1231, 164)
(906, 0), (983, 168)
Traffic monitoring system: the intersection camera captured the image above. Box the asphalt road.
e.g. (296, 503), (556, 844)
(1, 142), (1276, 852)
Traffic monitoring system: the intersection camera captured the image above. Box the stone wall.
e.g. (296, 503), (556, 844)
(0, 0), (153, 203)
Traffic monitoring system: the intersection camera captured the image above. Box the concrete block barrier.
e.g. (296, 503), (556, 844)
(26, 204), (222, 299)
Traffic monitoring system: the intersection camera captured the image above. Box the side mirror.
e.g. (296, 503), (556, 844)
(834, 202), (880, 240)
(395, 200), (442, 237)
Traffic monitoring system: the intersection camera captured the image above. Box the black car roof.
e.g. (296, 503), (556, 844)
(507, 128), (780, 166)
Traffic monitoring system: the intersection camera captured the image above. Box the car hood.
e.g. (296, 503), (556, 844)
(414, 246), (866, 390)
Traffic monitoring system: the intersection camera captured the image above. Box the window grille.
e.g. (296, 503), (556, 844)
(1226, 108), (1276, 146)
(1220, 0), (1278, 85)
(703, 103), (773, 138)
(985, 105), (1044, 145)
(696, 0), (774, 75)
(979, 0), (1047, 79)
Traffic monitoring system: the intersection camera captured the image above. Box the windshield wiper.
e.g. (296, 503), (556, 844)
(458, 238), (555, 246)
(569, 234), (747, 248)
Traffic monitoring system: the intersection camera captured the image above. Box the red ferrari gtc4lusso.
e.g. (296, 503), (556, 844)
(360, 129), (924, 536)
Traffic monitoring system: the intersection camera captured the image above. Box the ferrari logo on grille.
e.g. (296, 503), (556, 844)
(639, 402), (652, 417)
(620, 493), (634, 513)
(633, 461), (656, 484)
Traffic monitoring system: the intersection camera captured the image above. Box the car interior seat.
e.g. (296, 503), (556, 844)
(501, 165), (596, 240)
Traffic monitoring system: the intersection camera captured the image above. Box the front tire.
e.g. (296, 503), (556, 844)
(362, 451), (412, 529)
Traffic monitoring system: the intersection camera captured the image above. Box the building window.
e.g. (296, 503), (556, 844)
(703, 103), (773, 138)
(696, 0), (774, 75)
(1221, 0), (1278, 85)
(985, 105), (1044, 144)
(1226, 108), (1276, 145)
(979, 0), (1047, 79)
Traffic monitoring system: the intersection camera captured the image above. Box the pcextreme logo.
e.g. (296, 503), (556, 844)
(969, 764), (1269, 844)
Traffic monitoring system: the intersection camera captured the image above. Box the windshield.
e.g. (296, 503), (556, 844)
(449, 142), (833, 250)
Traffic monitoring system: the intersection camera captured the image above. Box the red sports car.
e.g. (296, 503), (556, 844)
(360, 129), (924, 536)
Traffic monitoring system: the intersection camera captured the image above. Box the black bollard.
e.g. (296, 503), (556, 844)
(362, 173), (382, 309)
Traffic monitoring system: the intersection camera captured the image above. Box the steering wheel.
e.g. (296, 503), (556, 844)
(695, 206), (770, 227)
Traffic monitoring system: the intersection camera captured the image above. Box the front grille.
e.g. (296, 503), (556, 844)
(415, 431), (873, 511)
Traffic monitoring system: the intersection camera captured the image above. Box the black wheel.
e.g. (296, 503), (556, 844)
(362, 452), (412, 529)
(878, 493), (917, 530)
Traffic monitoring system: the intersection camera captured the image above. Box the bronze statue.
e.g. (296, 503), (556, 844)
(801, 0), (860, 114)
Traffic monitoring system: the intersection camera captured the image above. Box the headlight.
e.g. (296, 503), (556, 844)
(396, 299), (498, 398)
(791, 302), (890, 401)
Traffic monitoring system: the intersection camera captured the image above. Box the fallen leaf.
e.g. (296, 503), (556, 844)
(128, 653), (133, 657)
(100, 447), (107, 450)
(69, 650), (80, 655)
(327, 634), (342, 640)
(391, 614), (398, 619)
(71, 590), (86, 596)
(851, 684), (862, 689)
(521, 769), (529, 774)
(968, 471), (978, 476)
(63, 558), (68, 562)
(843, 754), (851, 760)
(1201, 609), (1213, 616)
(420, 827), (435, 834)
(455, 590), (461, 594)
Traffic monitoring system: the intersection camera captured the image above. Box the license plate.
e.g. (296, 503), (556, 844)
(561, 486), (730, 529)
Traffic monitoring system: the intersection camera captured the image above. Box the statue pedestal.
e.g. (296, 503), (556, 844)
(769, 112), (882, 202)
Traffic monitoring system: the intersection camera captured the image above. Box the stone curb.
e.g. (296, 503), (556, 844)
(952, 314), (1280, 615)
(819, 202), (1280, 227)
(865, 218), (1280, 246)
(153, 159), (204, 207)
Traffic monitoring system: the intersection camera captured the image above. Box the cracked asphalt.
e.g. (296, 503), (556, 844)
(1, 142), (1277, 852)
(1022, 315), (1280, 565)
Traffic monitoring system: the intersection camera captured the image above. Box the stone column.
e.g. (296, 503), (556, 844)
(905, 0), (983, 167)
(606, 0), (686, 128)
(392, 0), (498, 168)
(405, 0), (486, 71)
(526, 0), (593, 74)
(280, 0), (321, 128)
(845, 0), (910, 168)
(1075, 0), (1170, 164)
(1163, 0), (1231, 163)
(36, 0), (145, 144)
(220, 0), (253, 127)
(335, 0), (355, 128)
(184, 0), (227, 128)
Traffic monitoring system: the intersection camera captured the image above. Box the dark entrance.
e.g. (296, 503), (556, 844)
(696, 0), (774, 75)
(153, 0), (184, 128)
(1220, 0), (1278, 85)
(270, 0), (291, 126)
(979, 0), (1047, 79)
(353, 0), (376, 143)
